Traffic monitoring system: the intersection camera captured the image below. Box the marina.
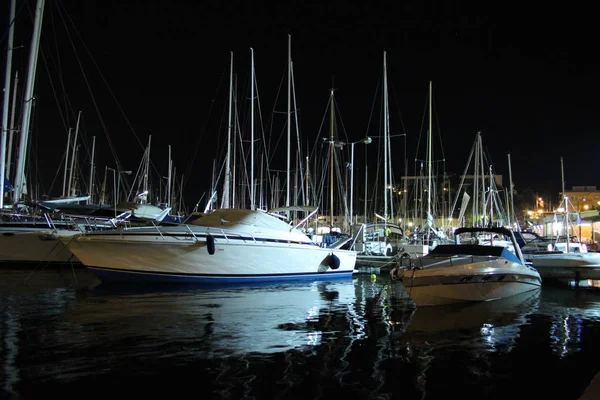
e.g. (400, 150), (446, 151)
(2, 2), (600, 398)
(2, 266), (600, 399)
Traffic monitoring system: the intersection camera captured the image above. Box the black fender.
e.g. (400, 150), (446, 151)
(206, 234), (216, 255)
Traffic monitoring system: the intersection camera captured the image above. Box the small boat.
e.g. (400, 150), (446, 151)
(521, 240), (600, 281)
(354, 222), (405, 269)
(520, 156), (600, 282)
(0, 211), (117, 265)
(63, 208), (358, 284)
(390, 227), (542, 307)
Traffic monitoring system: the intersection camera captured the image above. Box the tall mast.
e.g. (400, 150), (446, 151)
(14, 0), (45, 204)
(6, 71), (19, 186)
(221, 51), (233, 209)
(291, 61), (305, 206)
(1, 0), (16, 209)
(489, 165), (494, 226)
(329, 88), (335, 229)
(305, 155), (309, 206)
(232, 74), (238, 208)
(561, 156), (569, 252)
(286, 35), (291, 211)
(250, 48), (255, 210)
(167, 144), (172, 207)
(383, 51), (389, 222)
(88, 136), (96, 204)
(144, 135), (152, 202)
(62, 128), (72, 197)
(427, 81), (433, 233)
(507, 153), (515, 228)
(67, 111), (82, 197)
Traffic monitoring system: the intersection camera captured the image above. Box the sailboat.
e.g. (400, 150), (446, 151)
(354, 51), (406, 269)
(0, 0), (86, 265)
(520, 157), (600, 282)
(399, 81), (451, 260)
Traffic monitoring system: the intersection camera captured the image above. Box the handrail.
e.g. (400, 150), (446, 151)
(349, 223), (365, 251)
(151, 220), (166, 240)
(292, 207), (319, 231)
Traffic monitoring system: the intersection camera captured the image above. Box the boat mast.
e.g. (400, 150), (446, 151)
(561, 156), (569, 252)
(329, 88), (335, 229)
(67, 111), (82, 197)
(167, 144), (172, 207)
(286, 35), (291, 213)
(291, 60), (306, 207)
(305, 155), (309, 206)
(14, 0), (45, 204)
(6, 71), (18, 190)
(143, 135), (151, 203)
(62, 128), (72, 197)
(489, 165), (494, 227)
(383, 51), (389, 223)
(426, 81), (433, 237)
(507, 152), (515, 229)
(221, 51), (233, 209)
(0, 0), (16, 210)
(88, 136), (96, 204)
(250, 47), (255, 210)
(232, 73), (238, 208)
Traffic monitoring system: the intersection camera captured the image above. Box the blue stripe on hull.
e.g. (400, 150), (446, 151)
(88, 267), (354, 284)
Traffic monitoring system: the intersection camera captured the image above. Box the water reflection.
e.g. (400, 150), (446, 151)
(405, 289), (540, 340)
(2, 268), (600, 399)
(66, 280), (371, 358)
(394, 289), (541, 398)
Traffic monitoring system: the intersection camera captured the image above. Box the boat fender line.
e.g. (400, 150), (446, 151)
(206, 234), (216, 255)
(327, 253), (341, 270)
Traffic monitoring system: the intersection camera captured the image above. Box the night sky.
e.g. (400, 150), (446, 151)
(2, 0), (599, 212)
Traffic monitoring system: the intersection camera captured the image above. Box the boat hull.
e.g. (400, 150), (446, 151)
(355, 254), (398, 269)
(0, 227), (80, 264)
(66, 231), (357, 284)
(524, 253), (600, 280)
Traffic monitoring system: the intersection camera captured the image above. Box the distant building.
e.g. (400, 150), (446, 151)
(563, 186), (600, 212)
(530, 186), (600, 245)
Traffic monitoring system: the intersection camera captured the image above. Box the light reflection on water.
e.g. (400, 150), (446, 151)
(1, 266), (600, 399)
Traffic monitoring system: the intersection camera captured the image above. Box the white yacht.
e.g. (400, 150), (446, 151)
(64, 208), (358, 284)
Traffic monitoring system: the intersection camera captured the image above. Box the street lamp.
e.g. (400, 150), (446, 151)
(350, 136), (372, 225)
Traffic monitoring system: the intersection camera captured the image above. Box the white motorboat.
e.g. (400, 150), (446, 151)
(520, 156), (600, 281)
(521, 241), (600, 281)
(390, 227), (542, 307)
(63, 208), (358, 284)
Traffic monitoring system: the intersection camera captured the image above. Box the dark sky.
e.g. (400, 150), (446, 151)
(2, 0), (599, 211)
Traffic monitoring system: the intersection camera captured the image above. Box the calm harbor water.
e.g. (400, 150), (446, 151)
(2, 266), (600, 399)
